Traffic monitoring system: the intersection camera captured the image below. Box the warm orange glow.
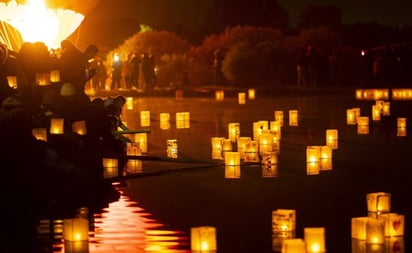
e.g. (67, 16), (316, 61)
(0, 0), (84, 49)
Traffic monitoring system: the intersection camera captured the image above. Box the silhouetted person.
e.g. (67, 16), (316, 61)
(213, 49), (224, 85)
(130, 53), (140, 90)
(141, 53), (156, 93)
(111, 53), (122, 91)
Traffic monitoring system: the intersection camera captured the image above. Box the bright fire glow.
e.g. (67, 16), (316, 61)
(0, 0), (84, 49)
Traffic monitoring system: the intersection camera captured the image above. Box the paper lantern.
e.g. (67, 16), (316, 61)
(248, 88), (255, 100)
(102, 158), (118, 179)
(183, 112), (190, 128)
(244, 140), (259, 162)
(167, 139), (178, 158)
(253, 121), (269, 141)
(306, 146), (321, 175)
(262, 164), (278, 178)
(50, 118), (64, 134)
(372, 105), (381, 121)
(352, 217), (368, 240)
(64, 240), (89, 253)
(272, 209), (296, 232)
(238, 92), (246, 104)
(367, 192), (391, 215)
(272, 231), (295, 252)
(125, 97), (133, 110)
(6, 75), (17, 89)
(272, 135), (281, 153)
(320, 146), (332, 171)
(222, 138), (232, 152)
(191, 226), (217, 252)
(326, 129), (338, 149)
(347, 109), (356, 125)
(32, 128), (47, 141)
(176, 112), (190, 129)
(366, 218), (385, 244)
(281, 239), (305, 253)
(63, 218), (89, 242)
(72, 120), (87, 135)
(134, 133), (148, 153)
(270, 120), (282, 139)
(126, 142), (142, 173)
(224, 151), (240, 166)
(289, 110), (298, 126)
(211, 137), (224, 152)
(382, 102), (390, 116)
(237, 136), (251, 159)
(215, 90), (224, 101)
(397, 118), (407, 137)
(259, 132), (274, 154)
(175, 89), (183, 100)
(50, 70), (61, 83)
(36, 72), (51, 85)
(380, 213), (405, 237)
(140, 111), (151, 127)
(274, 111), (284, 126)
(357, 116), (369, 135)
(225, 165), (241, 179)
(211, 151), (223, 160)
(228, 122), (240, 142)
(304, 227), (326, 253)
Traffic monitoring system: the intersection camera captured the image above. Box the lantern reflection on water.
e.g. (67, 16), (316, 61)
(289, 110), (298, 126)
(397, 118), (407, 137)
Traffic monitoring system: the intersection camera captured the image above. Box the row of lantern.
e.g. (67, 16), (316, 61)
(6, 70), (61, 88)
(351, 192), (405, 252)
(132, 110), (190, 129)
(215, 88), (256, 102)
(32, 119), (87, 141)
(356, 88), (412, 101)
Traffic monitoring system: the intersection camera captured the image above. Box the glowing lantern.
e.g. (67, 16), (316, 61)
(372, 105), (381, 121)
(367, 192), (391, 215)
(270, 120), (282, 139)
(272, 135), (280, 153)
(175, 90), (183, 100)
(273, 232), (295, 252)
(351, 217), (368, 240)
(102, 158), (118, 179)
(281, 239), (305, 253)
(134, 133), (147, 153)
(357, 116), (369, 134)
(228, 122), (240, 142)
(326, 129), (338, 149)
(32, 127), (47, 141)
(244, 140), (259, 162)
(253, 121), (268, 141)
(289, 110), (298, 126)
(261, 151), (278, 165)
(237, 136), (251, 159)
(272, 209), (296, 233)
(50, 70), (60, 83)
(211, 151), (223, 160)
(49, 118), (64, 134)
(190, 226), (217, 252)
(215, 90), (224, 101)
(6, 75), (17, 89)
(274, 111), (284, 126)
(320, 146), (332, 171)
(306, 146), (321, 175)
(211, 137), (224, 152)
(259, 132), (273, 154)
(304, 227), (326, 253)
(72, 120), (87, 135)
(248, 88), (255, 100)
(176, 112), (190, 129)
(36, 72), (51, 85)
(222, 138), (232, 152)
(167, 139), (178, 158)
(224, 151), (240, 166)
(366, 218), (385, 244)
(382, 102), (390, 116)
(183, 112), (190, 128)
(397, 118), (407, 137)
(126, 142), (142, 173)
(140, 111), (150, 127)
(238, 92), (246, 104)
(125, 97), (133, 110)
(379, 213), (404, 237)
(63, 218), (89, 242)
(225, 165), (241, 179)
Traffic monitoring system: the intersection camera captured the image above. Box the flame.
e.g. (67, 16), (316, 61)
(0, 0), (84, 49)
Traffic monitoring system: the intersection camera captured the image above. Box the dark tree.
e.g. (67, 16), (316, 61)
(297, 4), (342, 31)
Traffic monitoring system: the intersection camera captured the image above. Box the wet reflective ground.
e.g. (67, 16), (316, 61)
(39, 92), (412, 252)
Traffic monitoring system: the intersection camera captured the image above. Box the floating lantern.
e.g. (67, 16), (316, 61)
(32, 128), (47, 141)
(392, 88), (412, 100)
(36, 72), (51, 85)
(274, 111), (284, 126)
(50, 118), (64, 134)
(306, 146), (321, 175)
(167, 139), (178, 158)
(357, 116), (369, 135)
(248, 88), (255, 100)
(397, 118), (407, 137)
(134, 133), (147, 153)
(372, 105), (381, 121)
(326, 129), (338, 149)
(262, 164), (278, 178)
(382, 102), (390, 116)
(191, 226), (217, 252)
(261, 151), (278, 166)
(225, 165), (241, 179)
(352, 217), (369, 240)
(281, 239), (305, 253)
(72, 120), (87, 135)
(63, 218), (89, 242)
(211, 150), (223, 160)
(244, 140), (259, 162)
(304, 227), (326, 253)
(50, 70), (61, 83)
(270, 120), (282, 139)
(126, 142), (142, 173)
(380, 213), (405, 237)
(215, 90), (224, 101)
(102, 158), (118, 179)
(237, 136), (251, 159)
(273, 135), (280, 153)
(366, 218), (385, 244)
(320, 146), (332, 171)
(228, 122), (240, 142)
(176, 112), (190, 129)
(238, 92), (246, 104)
(125, 97), (133, 110)
(272, 209), (296, 233)
(346, 109), (356, 125)
(140, 111), (150, 127)
(211, 137), (224, 152)
(160, 121), (171, 130)
(289, 110), (298, 126)
(6, 75), (17, 89)
(259, 132), (274, 154)
(175, 89), (183, 100)
(367, 192), (391, 215)
(222, 138), (232, 152)
(253, 121), (268, 141)
(224, 151), (240, 166)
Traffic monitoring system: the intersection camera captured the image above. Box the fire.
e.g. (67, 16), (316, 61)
(0, 0), (84, 49)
